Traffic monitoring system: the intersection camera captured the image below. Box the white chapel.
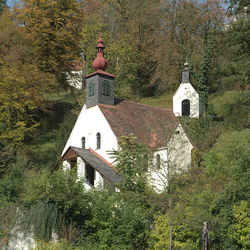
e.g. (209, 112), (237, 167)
(61, 33), (195, 193)
(173, 62), (203, 118)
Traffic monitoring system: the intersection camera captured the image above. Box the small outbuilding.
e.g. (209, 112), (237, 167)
(173, 62), (203, 118)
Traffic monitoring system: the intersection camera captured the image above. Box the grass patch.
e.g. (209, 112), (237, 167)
(203, 129), (250, 176)
(133, 93), (173, 109)
(208, 90), (242, 115)
(205, 129), (250, 155)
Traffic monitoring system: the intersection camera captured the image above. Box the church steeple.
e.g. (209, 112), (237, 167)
(85, 32), (115, 109)
(92, 31), (108, 71)
(182, 61), (191, 83)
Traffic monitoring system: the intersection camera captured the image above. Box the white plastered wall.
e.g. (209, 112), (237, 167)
(173, 82), (202, 118)
(166, 124), (193, 172)
(62, 104), (118, 162)
(62, 104), (118, 188)
(149, 147), (168, 193)
(149, 124), (193, 193)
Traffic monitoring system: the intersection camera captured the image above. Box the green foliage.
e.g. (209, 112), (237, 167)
(204, 129), (250, 202)
(21, 200), (63, 242)
(30, 111), (77, 170)
(108, 134), (150, 191)
(0, 163), (24, 208)
(0, 144), (16, 178)
(203, 129), (250, 248)
(229, 201), (250, 250)
(55, 112), (77, 156)
(19, 168), (91, 242)
(81, 190), (150, 250)
(150, 164), (220, 250)
(33, 238), (81, 250)
(180, 117), (223, 152)
(210, 15), (250, 91)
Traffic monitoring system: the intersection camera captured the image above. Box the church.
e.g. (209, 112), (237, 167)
(61, 32), (199, 193)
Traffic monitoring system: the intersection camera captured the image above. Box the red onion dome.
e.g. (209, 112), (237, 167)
(92, 31), (108, 71)
(93, 55), (108, 71)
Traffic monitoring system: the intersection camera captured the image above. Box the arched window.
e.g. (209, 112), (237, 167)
(89, 81), (95, 96)
(102, 80), (110, 96)
(81, 137), (85, 149)
(156, 154), (161, 169)
(182, 99), (190, 116)
(96, 133), (101, 149)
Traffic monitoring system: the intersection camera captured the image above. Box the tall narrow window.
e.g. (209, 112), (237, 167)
(89, 81), (95, 96)
(81, 137), (85, 149)
(96, 132), (101, 149)
(86, 164), (95, 185)
(182, 99), (190, 116)
(102, 80), (110, 96)
(156, 154), (161, 169)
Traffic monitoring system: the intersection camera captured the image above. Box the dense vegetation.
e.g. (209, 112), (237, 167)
(0, 0), (250, 249)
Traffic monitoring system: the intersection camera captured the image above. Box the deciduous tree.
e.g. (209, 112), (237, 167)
(12, 0), (84, 88)
(0, 12), (56, 145)
(151, 0), (225, 100)
(81, 0), (160, 98)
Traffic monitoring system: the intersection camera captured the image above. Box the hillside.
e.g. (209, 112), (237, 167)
(0, 87), (250, 249)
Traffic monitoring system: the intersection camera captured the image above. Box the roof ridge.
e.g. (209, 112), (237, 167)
(106, 98), (173, 111)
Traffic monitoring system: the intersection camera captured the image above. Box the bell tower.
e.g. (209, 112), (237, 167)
(85, 31), (115, 108)
(173, 61), (202, 118)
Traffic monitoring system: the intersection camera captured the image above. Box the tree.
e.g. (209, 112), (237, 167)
(0, 12), (56, 145)
(81, 0), (160, 98)
(108, 134), (150, 191)
(203, 129), (250, 248)
(0, 0), (6, 14)
(151, 0), (225, 100)
(210, 11), (250, 91)
(229, 201), (250, 250)
(12, 0), (84, 88)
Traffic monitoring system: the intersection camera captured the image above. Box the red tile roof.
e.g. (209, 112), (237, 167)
(85, 69), (116, 79)
(98, 99), (179, 148)
(66, 60), (85, 71)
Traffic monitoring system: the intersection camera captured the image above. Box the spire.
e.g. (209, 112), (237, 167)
(182, 60), (191, 83)
(92, 30), (108, 71)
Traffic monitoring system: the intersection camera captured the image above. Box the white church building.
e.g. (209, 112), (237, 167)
(61, 33), (197, 193)
(173, 61), (203, 118)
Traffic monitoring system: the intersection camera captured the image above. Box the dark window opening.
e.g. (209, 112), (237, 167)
(81, 137), (85, 149)
(182, 99), (190, 116)
(102, 80), (110, 96)
(86, 164), (95, 185)
(89, 81), (95, 96)
(156, 154), (161, 169)
(96, 132), (101, 149)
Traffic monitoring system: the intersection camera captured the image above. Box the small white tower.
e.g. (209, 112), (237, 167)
(173, 62), (202, 118)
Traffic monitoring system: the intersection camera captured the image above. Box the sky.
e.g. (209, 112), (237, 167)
(7, 0), (14, 7)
